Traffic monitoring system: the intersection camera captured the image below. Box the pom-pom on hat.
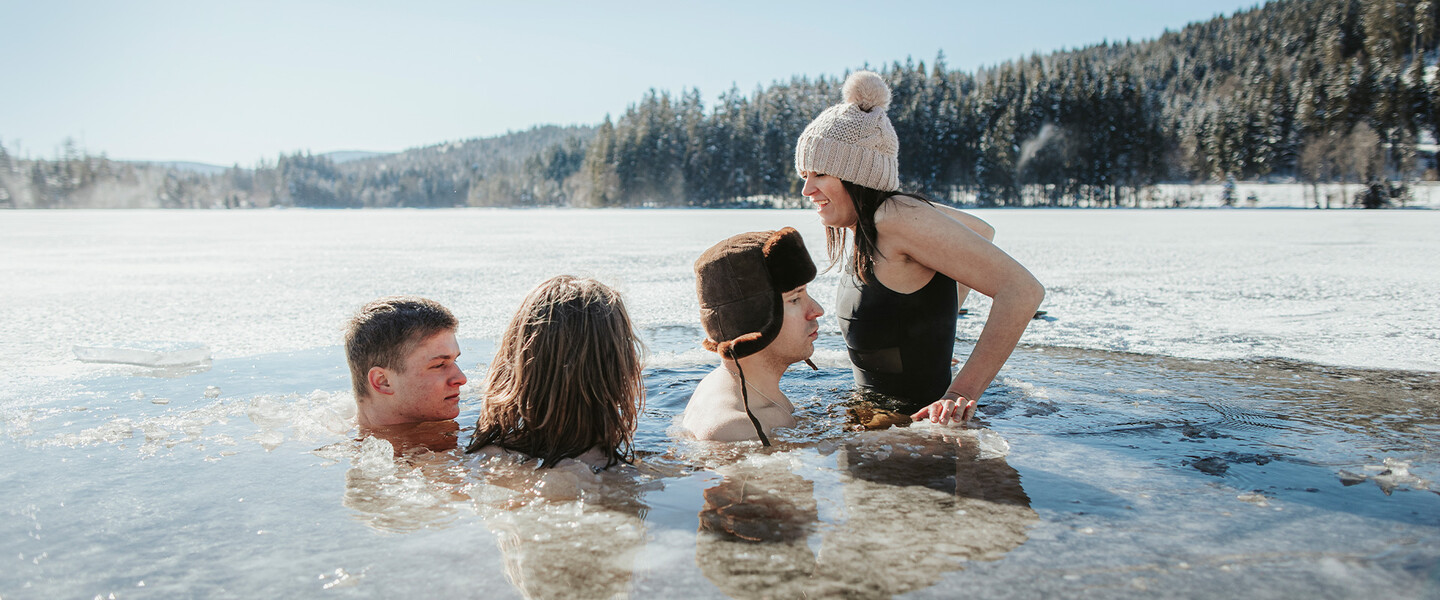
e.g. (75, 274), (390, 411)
(794, 70), (900, 192)
(694, 228), (817, 360)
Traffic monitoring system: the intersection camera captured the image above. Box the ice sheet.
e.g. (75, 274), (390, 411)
(1, 208), (1436, 598)
(1, 209), (1436, 387)
(73, 342), (211, 367)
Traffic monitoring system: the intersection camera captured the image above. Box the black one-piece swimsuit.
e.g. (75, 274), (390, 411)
(836, 265), (958, 408)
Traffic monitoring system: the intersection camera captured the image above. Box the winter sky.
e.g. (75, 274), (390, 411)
(3, 0), (1257, 166)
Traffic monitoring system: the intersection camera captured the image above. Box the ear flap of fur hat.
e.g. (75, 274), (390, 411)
(695, 228), (816, 360)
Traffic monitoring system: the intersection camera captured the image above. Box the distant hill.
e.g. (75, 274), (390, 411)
(244, 124), (598, 208)
(7, 0), (1434, 209)
(132, 161), (229, 176)
(343, 126), (593, 174)
(0, 125), (594, 208)
(321, 150), (392, 164)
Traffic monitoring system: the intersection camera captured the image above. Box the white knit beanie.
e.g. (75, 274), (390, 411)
(794, 71), (900, 192)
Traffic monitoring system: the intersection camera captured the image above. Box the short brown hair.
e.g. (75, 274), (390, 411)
(345, 296), (458, 401)
(465, 276), (644, 469)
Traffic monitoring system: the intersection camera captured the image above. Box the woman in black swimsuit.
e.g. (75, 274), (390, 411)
(794, 71), (1044, 424)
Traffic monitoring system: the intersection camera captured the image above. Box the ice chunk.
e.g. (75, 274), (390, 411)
(1236, 492), (1271, 507)
(73, 342), (211, 367)
(1360, 458), (1431, 495)
(973, 428), (1012, 460)
(319, 567), (362, 590)
(354, 436), (397, 476)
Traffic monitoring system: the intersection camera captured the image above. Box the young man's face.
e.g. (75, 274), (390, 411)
(766, 285), (824, 364)
(377, 330), (467, 424)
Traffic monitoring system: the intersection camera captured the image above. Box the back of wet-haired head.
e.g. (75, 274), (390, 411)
(468, 275), (645, 469)
(345, 296), (458, 402)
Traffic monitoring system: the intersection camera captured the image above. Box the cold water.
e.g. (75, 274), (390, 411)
(1, 209), (1436, 598)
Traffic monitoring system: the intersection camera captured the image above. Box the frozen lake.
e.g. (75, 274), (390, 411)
(1, 208), (1437, 598)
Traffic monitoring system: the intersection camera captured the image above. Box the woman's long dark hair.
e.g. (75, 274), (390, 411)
(824, 180), (936, 282)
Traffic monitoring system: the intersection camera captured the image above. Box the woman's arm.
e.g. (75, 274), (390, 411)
(931, 204), (995, 311)
(874, 198), (1044, 424)
(932, 203), (995, 240)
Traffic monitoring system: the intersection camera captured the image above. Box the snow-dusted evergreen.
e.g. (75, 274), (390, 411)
(3, 0), (1435, 209)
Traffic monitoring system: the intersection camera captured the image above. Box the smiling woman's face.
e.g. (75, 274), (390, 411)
(801, 172), (857, 228)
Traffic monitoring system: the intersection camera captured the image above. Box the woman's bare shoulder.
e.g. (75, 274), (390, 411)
(877, 193), (931, 212)
(874, 195), (954, 231)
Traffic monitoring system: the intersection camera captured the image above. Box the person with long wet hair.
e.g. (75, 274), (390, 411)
(795, 70), (1044, 425)
(464, 275), (644, 469)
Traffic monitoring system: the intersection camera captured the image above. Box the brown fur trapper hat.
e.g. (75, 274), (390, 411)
(695, 227), (817, 359)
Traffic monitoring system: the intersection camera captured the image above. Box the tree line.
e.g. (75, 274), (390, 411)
(575, 0), (1437, 207)
(3, 0), (1435, 209)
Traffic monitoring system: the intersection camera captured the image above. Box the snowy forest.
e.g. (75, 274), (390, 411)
(3, 0), (1436, 209)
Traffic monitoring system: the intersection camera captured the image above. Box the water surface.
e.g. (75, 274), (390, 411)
(2, 209), (1436, 598)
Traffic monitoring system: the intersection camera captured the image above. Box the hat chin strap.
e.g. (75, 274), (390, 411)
(727, 347), (771, 447)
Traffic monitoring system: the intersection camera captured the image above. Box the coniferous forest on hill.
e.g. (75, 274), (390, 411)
(3, 0), (1437, 209)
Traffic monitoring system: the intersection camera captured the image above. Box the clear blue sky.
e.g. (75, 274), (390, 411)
(2, 0), (1259, 166)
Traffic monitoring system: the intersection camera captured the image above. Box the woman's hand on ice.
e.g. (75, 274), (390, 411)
(912, 394), (975, 425)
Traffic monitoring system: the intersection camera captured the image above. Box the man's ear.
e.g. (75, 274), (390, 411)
(367, 366), (395, 396)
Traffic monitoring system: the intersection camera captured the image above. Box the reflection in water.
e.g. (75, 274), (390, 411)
(333, 429), (469, 533)
(695, 427), (1036, 598)
(332, 422), (657, 599)
(697, 463), (819, 599)
(287, 345), (1437, 598)
(700, 468), (817, 543)
(467, 451), (655, 600)
(819, 428), (1034, 596)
